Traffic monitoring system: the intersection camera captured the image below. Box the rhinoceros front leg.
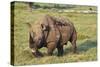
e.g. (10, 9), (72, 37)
(47, 42), (56, 56)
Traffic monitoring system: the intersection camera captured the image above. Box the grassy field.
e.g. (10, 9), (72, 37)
(12, 2), (97, 65)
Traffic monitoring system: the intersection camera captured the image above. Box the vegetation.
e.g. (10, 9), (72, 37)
(11, 2), (97, 66)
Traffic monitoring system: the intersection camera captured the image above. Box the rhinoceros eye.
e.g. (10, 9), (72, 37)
(41, 24), (47, 31)
(41, 24), (50, 31)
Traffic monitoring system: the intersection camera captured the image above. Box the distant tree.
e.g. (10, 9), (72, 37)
(89, 8), (93, 11)
(28, 2), (33, 12)
(34, 4), (40, 8)
(54, 4), (59, 8)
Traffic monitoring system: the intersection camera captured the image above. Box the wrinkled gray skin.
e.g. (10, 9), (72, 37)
(28, 15), (77, 57)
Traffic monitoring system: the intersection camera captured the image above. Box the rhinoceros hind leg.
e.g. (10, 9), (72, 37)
(70, 31), (77, 53)
(71, 41), (77, 53)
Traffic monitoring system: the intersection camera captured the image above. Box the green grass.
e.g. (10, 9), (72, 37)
(12, 2), (97, 66)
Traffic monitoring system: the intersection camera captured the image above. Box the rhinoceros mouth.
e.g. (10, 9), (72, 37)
(31, 49), (36, 53)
